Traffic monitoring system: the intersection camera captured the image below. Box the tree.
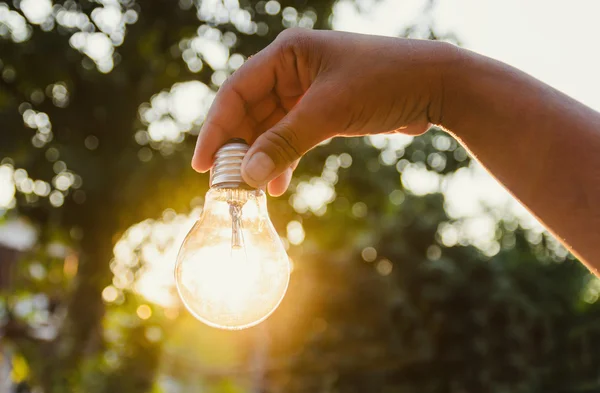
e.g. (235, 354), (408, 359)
(1, 1), (335, 391)
(0, 1), (598, 392)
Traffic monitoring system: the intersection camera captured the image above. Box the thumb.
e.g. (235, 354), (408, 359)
(241, 87), (332, 187)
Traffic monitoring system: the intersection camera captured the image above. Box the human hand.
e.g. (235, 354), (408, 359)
(192, 28), (457, 195)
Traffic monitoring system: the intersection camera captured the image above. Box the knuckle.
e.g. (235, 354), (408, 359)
(219, 73), (237, 94)
(264, 125), (302, 164)
(219, 75), (233, 91)
(276, 27), (312, 49)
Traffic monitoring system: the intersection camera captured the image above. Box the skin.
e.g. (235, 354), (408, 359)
(192, 28), (600, 271)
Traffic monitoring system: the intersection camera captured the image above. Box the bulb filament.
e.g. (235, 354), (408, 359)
(229, 202), (244, 249)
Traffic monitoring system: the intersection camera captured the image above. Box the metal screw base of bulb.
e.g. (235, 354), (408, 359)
(210, 139), (253, 249)
(210, 139), (251, 189)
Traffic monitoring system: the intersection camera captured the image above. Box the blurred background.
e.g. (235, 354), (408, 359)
(1, 0), (600, 392)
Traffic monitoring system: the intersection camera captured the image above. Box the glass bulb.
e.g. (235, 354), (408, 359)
(175, 141), (290, 330)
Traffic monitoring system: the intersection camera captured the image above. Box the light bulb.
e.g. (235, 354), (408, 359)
(175, 139), (290, 330)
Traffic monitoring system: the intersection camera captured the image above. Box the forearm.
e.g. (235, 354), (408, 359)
(441, 47), (600, 269)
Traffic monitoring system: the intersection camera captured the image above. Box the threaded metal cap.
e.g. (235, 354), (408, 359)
(210, 139), (250, 188)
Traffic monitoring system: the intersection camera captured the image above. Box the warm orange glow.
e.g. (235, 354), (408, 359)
(177, 243), (285, 324)
(136, 304), (152, 320)
(63, 252), (78, 277)
(175, 188), (290, 330)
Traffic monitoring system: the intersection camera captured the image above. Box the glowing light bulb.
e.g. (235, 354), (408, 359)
(175, 140), (290, 330)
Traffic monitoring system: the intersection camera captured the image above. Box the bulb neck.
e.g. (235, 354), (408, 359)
(210, 139), (253, 189)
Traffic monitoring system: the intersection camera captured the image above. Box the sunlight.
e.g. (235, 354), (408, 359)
(168, 81), (212, 125)
(191, 34), (229, 70)
(91, 4), (122, 35)
(289, 153), (343, 216)
(0, 218), (36, 251)
(110, 193), (285, 320)
(20, 0), (52, 25)
(435, 161), (570, 258)
(0, 3), (31, 42)
(583, 277), (600, 304)
(148, 118), (180, 142)
(0, 164), (15, 209)
(401, 162), (441, 195)
(291, 178), (336, 215)
(369, 134), (414, 150)
(286, 221), (305, 245)
(69, 31), (114, 72)
(138, 81), (215, 149)
(111, 209), (201, 307)
(177, 243), (263, 315)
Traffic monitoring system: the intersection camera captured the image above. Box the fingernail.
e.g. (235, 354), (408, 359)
(244, 151), (275, 184)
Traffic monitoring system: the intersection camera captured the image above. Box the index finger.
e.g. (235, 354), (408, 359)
(192, 44), (278, 173)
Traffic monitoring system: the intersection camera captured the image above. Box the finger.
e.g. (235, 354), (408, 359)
(241, 84), (336, 187)
(192, 117), (255, 173)
(192, 45), (279, 173)
(249, 94), (279, 125)
(257, 106), (287, 133)
(267, 167), (293, 197)
(267, 159), (300, 196)
(290, 158), (300, 171)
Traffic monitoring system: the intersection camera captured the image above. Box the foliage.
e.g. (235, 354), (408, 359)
(0, 0), (598, 392)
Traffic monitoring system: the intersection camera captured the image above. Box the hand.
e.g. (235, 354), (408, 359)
(192, 28), (458, 195)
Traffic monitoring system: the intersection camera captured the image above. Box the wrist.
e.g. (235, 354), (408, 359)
(406, 40), (466, 130)
(434, 43), (475, 133)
